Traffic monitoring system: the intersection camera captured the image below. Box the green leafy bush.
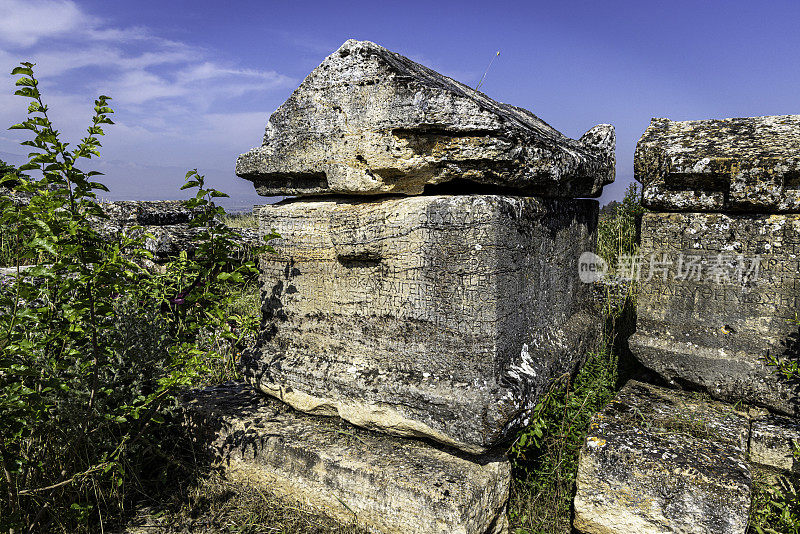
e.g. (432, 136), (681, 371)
(506, 341), (619, 533)
(750, 316), (800, 533)
(0, 63), (270, 532)
(597, 182), (645, 273)
(750, 456), (800, 534)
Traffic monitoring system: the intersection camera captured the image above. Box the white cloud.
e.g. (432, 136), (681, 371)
(0, 0), (89, 47)
(109, 70), (188, 105)
(0, 0), (297, 201)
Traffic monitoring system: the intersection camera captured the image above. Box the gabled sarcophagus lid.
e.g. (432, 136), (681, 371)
(236, 39), (615, 198)
(636, 115), (800, 212)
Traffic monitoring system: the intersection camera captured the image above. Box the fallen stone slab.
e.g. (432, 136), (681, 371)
(236, 39), (614, 198)
(573, 380), (752, 534)
(100, 200), (202, 226)
(629, 211), (800, 416)
(636, 115), (800, 212)
(184, 382), (510, 534)
(94, 200), (263, 262)
(750, 412), (800, 474)
(243, 194), (599, 454)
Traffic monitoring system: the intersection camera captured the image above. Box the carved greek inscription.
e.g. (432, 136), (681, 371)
(639, 213), (800, 321)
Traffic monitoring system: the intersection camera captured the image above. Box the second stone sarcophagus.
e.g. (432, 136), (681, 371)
(630, 115), (800, 418)
(242, 195), (599, 453)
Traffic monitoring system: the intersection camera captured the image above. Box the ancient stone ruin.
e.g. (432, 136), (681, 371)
(188, 39), (615, 533)
(183, 39), (800, 533)
(573, 115), (800, 533)
(0, 192), (259, 264)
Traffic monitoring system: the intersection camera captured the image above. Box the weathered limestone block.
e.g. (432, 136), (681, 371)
(185, 382), (510, 534)
(101, 200), (202, 226)
(92, 200), (203, 260)
(573, 380), (752, 534)
(636, 115), (800, 212)
(96, 201), (262, 261)
(236, 39), (615, 198)
(750, 413), (800, 474)
(0, 185), (35, 206)
(629, 212), (800, 416)
(243, 194), (599, 454)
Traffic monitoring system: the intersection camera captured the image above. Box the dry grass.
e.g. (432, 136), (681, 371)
(221, 212), (259, 229)
(125, 472), (366, 534)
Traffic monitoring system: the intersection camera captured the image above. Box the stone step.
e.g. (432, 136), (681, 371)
(573, 380), (752, 534)
(750, 411), (800, 475)
(184, 382), (510, 534)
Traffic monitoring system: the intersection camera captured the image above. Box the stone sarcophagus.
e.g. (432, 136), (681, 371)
(630, 115), (800, 417)
(231, 38), (615, 532)
(243, 194), (599, 453)
(237, 39), (612, 456)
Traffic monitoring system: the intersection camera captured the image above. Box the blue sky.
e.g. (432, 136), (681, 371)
(0, 0), (798, 209)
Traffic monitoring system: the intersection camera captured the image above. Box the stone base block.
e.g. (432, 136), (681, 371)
(573, 380), (751, 534)
(750, 413), (800, 474)
(184, 383), (510, 534)
(630, 211), (800, 416)
(245, 194), (599, 454)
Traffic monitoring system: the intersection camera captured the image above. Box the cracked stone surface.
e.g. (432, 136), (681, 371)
(636, 115), (800, 212)
(573, 380), (752, 534)
(629, 211), (800, 417)
(242, 194), (599, 454)
(184, 382), (510, 534)
(236, 39), (614, 198)
(750, 413), (800, 474)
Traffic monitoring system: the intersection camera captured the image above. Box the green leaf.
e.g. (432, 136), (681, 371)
(15, 77), (36, 87)
(14, 87), (39, 98)
(11, 65), (33, 76)
(30, 237), (56, 255)
(89, 181), (110, 192)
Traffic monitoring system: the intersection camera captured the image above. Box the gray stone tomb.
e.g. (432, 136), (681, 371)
(630, 115), (800, 417)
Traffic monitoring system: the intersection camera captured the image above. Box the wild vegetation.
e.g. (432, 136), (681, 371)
(1, 65), (797, 534)
(749, 322), (800, 534)
(505, 184), (640, 534)
(0, 64), (268, 532)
